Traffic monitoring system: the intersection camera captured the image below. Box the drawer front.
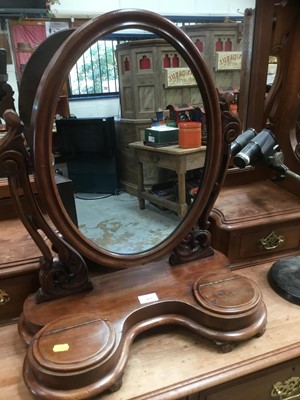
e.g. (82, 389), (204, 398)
(239, 223), (300, 259)
(196, 358), (300, 400)
(0, 271), (39, 324)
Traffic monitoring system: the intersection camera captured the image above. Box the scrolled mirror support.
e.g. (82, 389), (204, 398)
(0, 110), (92, 303)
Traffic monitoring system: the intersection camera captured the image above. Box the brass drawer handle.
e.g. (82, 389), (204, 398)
(257, 231), (285, 251)
(0, 289), (10, 306)
(271, 376), (300, 399)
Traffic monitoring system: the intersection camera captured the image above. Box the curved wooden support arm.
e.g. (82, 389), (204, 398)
(0, 110), (92, 303)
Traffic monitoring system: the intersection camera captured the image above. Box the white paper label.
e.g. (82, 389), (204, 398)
(53, 343), (69, 352)
(138, 292), (159, 304)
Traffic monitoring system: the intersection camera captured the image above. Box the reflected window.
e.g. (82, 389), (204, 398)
(195, 39), (204, 52)
(215, 38), (223, 51)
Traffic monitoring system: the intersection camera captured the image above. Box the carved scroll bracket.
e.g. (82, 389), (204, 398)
(169, 227), (213, 265)
(0, 110), (92, 303)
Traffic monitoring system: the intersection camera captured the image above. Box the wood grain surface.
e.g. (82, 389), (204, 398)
(1, 261), (299, 400)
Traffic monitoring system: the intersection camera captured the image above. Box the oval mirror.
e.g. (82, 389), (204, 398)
(25, 10), (222, 268)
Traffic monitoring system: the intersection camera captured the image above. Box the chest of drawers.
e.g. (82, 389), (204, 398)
(209, 180), (300, 268)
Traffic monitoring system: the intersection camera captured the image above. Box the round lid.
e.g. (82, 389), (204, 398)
(31, 313), (115, 372)
(193, 271), (261, 315)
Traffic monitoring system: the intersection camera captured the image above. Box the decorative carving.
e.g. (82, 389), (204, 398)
(170, 227), (213, 265)
(218, 91), (241, 144)
(8, 10), (269, 400)
(0, 110), (92, 303)
(202, 90), (241, 218)
(264, 42), (284, 129)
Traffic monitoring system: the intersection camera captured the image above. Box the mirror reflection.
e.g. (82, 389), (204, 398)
(48, 16), (249, 254)
(266, 56), (278, 93)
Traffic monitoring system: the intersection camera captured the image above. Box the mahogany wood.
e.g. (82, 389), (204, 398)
(19, 251), (266, 399)
(1, 262), (299, 400)
(241, 0), (274, 132)
(210, 180), (300, 268)
(210, 0), (300, 266)
(0, 8), (269, 400)
(0, 218), (40, 323)
(26, 9), (224, 269)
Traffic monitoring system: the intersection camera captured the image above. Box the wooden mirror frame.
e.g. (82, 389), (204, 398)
(30, 9), (223, 269)
(0, 10), (269, 399)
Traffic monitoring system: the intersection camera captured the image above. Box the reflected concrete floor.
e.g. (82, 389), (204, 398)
(75, 192), (180, 254)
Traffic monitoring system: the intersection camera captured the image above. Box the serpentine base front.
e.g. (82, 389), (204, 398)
(20, 251), (267, 399)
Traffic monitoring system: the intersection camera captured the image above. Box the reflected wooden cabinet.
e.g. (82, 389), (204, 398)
(116, 38), (202, 120)
(116, 23), (242, 120)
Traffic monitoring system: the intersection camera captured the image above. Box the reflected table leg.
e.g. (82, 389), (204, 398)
(177, 172), (188, 218)
(136, 160), (145, 210)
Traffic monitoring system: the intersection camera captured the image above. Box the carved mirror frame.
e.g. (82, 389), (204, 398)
(0, 9), (268, 400)
(1, 9), (241, 304)
(29, 9), (224, 267)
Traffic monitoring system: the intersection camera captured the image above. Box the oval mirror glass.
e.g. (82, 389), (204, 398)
(53, 33), (207, 254)
(28, 10), (222, 268)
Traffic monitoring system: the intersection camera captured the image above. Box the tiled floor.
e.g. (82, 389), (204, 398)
(55, 162), (181, 254)
(75, 191), (180, 254)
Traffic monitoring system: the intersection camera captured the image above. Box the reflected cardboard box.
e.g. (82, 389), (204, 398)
(144, 126), (178, 147)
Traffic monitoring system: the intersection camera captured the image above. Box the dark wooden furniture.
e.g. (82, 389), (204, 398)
(0, 174), (77, 322)
(0, 218), (40, 324)
(1, 261), (300, 400)
(210, 180), (300, 268)
(210, 0), (300, 267)
(1, 2), (299, 399)
(0, 9), (268, 400)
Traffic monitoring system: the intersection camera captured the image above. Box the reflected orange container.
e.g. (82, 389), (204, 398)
(178, 121), (202, 148)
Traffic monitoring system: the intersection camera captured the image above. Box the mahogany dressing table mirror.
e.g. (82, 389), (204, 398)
(0, 9), (267, 399)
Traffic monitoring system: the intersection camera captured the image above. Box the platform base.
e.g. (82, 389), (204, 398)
(19, 251), (267, 400)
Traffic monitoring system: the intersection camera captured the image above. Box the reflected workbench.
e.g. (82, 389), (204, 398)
(129, 141), (206, 217)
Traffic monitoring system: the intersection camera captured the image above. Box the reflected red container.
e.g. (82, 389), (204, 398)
(178, 121), (202, 148)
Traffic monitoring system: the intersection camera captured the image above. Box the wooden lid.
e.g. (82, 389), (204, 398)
(193, 272), (261, 315)
(31, 313), (115, 373)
